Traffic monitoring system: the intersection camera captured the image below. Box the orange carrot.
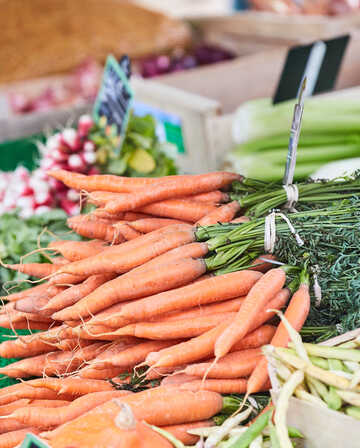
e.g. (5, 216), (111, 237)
(113, 222), (142, 240)
(104, 172), (240, 213)
(48, 240), (107, 261)
(119, 270), (262, 322)
(161, 421), (214, 446)
(48, 169), (194, 193)
(91, 340), (177, 370)
(139, 199), (216, 222)
(0, 319), (57, 331)
(53, 223), (194, 277)
(9, 390), (131, 429)
(250, 254), (277, 272)
(0, 338), (54, 359)
(184, 349), (262, 379)
(161, 373), (199, 387)
(247, 280), (310, 394)
(28, 378), (114, 396)
(147, 324), (276, 368)
(79, 366), (127, 380)
(0, 400), (30, 417)
(14, 286), (66, 313)
(3, 263), (60, 278)
(180, 379), (248, 394)
(116, 312), (238, 340)
(0, 343), (106, 378)
(0, 385), (72, 407)
(190, 190), (229, 203)
(196, 201), (241, 226)
(214, 268), (286, 359)
(53, 257), (206, 321)
(0, 283), (49, 303)
(50, 256), (70, 265)
(129, 218), (187, 233)
(0, 428), (39, 448)
(231, 216), (250, 223)
(123, 212), (153, 221)
(0, 418), (27, 435)
(161, 296), (245, 322)
(67, 216), (125, 243)
(41, 273), (116, 315)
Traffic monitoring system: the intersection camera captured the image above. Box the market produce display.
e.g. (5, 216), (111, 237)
(2, 169), (360, 446)
(227, 97), (360, 181)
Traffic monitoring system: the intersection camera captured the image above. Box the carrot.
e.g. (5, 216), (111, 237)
(0, 283), (49, 303)
(84, 340), (139, 365)
(53, 257), (206, 321)
(161, 296), (245, 322)
(28, 378), (114, 396)
(0, 343), (106, 378)
(116, 312), (238, 340)
(104, 172), (240, 213)
(78, 366), (127, 380)
(0, 400), (30, 417)
(27, 399), (71, 407)
(0, 428), (39, 448)
(0, 384), (72, 407)
(9, 390), (131, 429)
(48, 405), (173, 448)
(145, 366), (185, 381)
(161, 421), (214, 446)
(3, 263), (60, 278)
(0, 338), (55, 359)
(14, 286), (66, 313)
(123, 212), (153, 221)
(86, 191), (124, 207)
(41, 274), (116, 315)
(250, 254), (277, 272)
(129, 218), (187, 233)
(214, 268), (286, 359)
(196, 201), (241, 226)
(113, 223), (142, 240)
(50, 256), (69, 265)
(53, 223), (194, 277)
(0, 419), (27, 435)
(190, 190), (229, 203)
(48, 240), (107, 261)
(0, 319), (56, 331)
(185, 348), (262, 379)
(67, 216), (125, 243)
(139, 199), (216, 222)
(180, 379), (248, 394)
(161, 373), (199, 386)
(91, 340), (177, 370)
(147, 324), (276, 368)
(119, 270), (262, 322)
(247, 279), (310, 394)
(47, 169), (186, 193)
(231, 216), (250, 223)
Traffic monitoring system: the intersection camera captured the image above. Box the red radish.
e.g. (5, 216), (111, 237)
(84, 141), (95, 152)
(78, 115), (94, 137)
(61, 129), (81, 152)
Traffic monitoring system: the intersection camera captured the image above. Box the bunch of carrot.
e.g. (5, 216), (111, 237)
(0, 170), (311, 447)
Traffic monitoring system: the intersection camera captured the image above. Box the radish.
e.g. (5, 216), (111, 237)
(82, 151), (96, 164)
(78, 115), (94, 137)
(67, 189), (80, 202)
(84, 141), (95, 152)
(35, 205), (52, 215)
(61, 128), (81, 151)
(68, 154), (85, 170)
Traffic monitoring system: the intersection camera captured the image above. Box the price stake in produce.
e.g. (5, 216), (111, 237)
(93, 54), (134, 155)
(20, 433), (51, 448)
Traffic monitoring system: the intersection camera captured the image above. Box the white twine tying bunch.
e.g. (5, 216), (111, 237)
(282, 184), (299, 212)
(264, 211), (304, 254)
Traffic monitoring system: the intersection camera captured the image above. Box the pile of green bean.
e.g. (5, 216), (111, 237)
(265, 335), (360, 425)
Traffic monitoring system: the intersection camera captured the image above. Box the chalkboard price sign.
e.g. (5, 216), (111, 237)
(93, 54), (134, 153)
(20, 433), (51, 448)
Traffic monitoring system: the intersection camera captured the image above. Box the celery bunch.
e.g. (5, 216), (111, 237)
(227, 97), (360, 181)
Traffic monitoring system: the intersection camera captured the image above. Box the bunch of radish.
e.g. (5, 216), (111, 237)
(0, 115), (100, 217)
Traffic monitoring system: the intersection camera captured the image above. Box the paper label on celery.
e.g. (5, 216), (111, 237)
(21, 433), (50, 448)
(273, 34), (350, 104)
(93, 54), (134, 154)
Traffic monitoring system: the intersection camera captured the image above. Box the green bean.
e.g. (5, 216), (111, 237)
(287, 427), (304, 438)
(223, 409), (272, 448)
(309, 356), (329, 370)
(328, 359), (345, 372)
(328, 386), (342, 410)
(302, 344), (360, 362)
(346, 406), (360, 420)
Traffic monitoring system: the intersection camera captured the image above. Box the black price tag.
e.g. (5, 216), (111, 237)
(93, 54), (134, 153)
(21, 433), (51, 448)
(273, 34), (350, 104)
